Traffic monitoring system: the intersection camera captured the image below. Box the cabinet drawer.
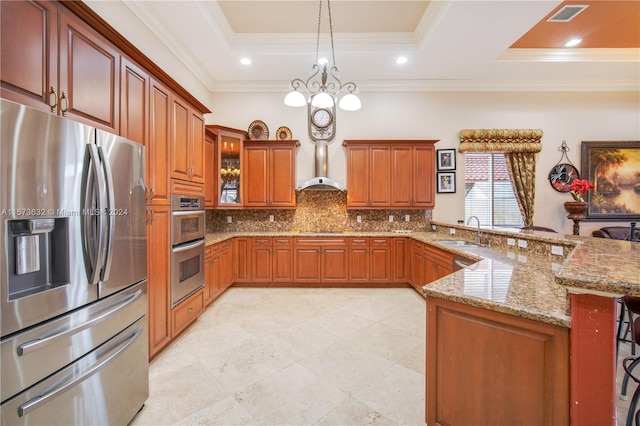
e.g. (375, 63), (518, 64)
(274, 237), (293, 245)
(172, 290), (203, 337)
(253, 238), (272, 246)
(349, 238), (369, 246)
(425, 246), (453, 265)
(371, 238), (390, 247)
(295, 237), (348, 246)
(205, 245), (213, 258)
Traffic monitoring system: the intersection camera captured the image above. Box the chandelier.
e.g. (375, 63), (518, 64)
(284, 0), (361, 111)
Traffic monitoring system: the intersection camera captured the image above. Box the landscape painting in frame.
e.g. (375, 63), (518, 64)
(581, 141), (640, 221)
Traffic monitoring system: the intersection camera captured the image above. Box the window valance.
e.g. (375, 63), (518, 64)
(457, 129), (543, 153)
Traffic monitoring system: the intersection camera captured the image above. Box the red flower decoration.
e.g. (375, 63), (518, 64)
(568, 179), (594, 202)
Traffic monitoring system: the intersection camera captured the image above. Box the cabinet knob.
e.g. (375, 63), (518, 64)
(59, 92), (69, 116)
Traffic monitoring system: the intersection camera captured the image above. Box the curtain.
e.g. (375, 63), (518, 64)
(458, 129), (542, 226)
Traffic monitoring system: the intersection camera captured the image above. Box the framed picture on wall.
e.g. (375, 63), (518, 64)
(580, 140), (640, 221)
(437, 149), (456, 171)
(437, 172), (456, 193)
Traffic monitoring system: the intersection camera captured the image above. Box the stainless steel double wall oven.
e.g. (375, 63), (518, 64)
(170, 194), (205, 307)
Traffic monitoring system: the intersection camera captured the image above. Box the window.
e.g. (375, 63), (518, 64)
(464, 153), (523, 228)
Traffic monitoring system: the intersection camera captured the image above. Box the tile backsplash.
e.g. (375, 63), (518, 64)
(207, 190), (432, 233)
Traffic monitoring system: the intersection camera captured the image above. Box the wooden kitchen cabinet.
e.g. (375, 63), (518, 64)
(171, 96), (204, 184)
(344, 140), (437, 209)
(120, 58), (148, 146)
(426, 297), (569, 425)
(234, 237), (251, 282)
(252, 238), (273, 281)
(322, 246), (348, 282)
(294, 245), (322, 283)
(204, 241), (232, 306)
(392, 237), (410, 282)
(349, 238), (370, 282)
(204, 245), (215, 307)
(370, 238), (391, 282)
(147, 78), (171, 205)
(348, 237), (391, 282)
(1, 1), (120, 132)
(146, 206), (171, 359)
(220, 241), (234, 290)
(273, 238), (294, 282)
(204, 128), (217, 208)
(411, 240), (428, 291)
(207, 125), (245, 208)
(171, 288), (203, 338)
(243, 141), (297, 208)
(294, 238), (348, 284)
(424, 245), (453, 282)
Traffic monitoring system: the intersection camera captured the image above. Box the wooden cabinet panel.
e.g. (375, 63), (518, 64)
(209, 126), (245, 207)
(171, 96), (190, 181)
(425, 245), (453, 283)
(147, 206), (171, 359)
(411, 241), (427, 290)
(0, 0), (58, 111)
(234, 238), (251, 282)
(269, 146), (296, 207)
(346, 146), (369, 207)
(369, 146), (391, 206)
(221, 243), (234, 290)
(148, 78), (171, 205)
(370, 238), (391, 282)
(244, 146), (268, 207)
(391, 146), (413, 207)
(120, 58), (148, 146)
(322, 247), (348, 282)
(392, 238), (409, 282)
(252, 238), (272, 281)
(413, 145), (435, 207)
(294, 247), (322, 282)
(59, 10), (119, 132)
(204, 246), (215, 307)
(426, 297), (569, 425)
(349, 238), (370, 282)
(171, 289), (203, 338)
(204, 129), (216, 208)
(190, 111), (205, 183)
(273, 238), (293, 282)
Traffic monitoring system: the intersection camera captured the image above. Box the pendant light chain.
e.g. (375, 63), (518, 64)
(315, 0), (322, 65)
(327, 0), (336, 67)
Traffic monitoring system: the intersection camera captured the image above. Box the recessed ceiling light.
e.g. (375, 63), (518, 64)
(395, 56), (408, 65)
(564, 38), (582, 47)
(240, 57), (251, 65)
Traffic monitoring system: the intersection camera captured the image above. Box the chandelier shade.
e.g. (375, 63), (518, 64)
(284, 0), (361, 111)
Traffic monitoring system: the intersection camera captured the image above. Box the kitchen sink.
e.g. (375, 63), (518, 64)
(434, 239), (479, 247)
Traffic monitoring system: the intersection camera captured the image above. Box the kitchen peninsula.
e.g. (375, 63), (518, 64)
(200, 220), (638, 426)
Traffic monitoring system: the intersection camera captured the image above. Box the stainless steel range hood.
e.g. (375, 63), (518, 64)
(297, 140), (344, 191)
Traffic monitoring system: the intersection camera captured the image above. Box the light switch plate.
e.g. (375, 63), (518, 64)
(517, 239), (528, 248)
(356, 215), (362, 223)
(431, 224), (437, 231)
(269, 215), (274, 222)
(226, 216), (232, 223)
(405, 215), (410, 222)
(449, 228), (456, 235)
(389, 215), (394, 222)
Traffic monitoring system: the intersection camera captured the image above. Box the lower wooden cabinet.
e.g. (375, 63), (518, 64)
(370, 238), (391, 282)
(294, 238), (348, 284)
(146, 205), (171, 359)
(273, 238), (293, 282)
(252, 238), (272, 281)
(392, 237), (409, 282)
(426, 297), (569, 425)
(411, 241), (453, 291)
(171, 289), (203, 338)
(235, 237), (251, 282)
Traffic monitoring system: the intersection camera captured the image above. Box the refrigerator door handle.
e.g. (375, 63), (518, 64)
(98, 146), (115, 282)
(81, 144), (107, 285)
(16, 289), (143, 356)
(16, 326), (144, 417)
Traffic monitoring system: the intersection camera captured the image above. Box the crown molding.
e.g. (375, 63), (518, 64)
(499, 48), (640, 62)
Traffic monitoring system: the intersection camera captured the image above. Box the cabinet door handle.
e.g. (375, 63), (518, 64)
(49, 86), (58, 112)
(59, 92), (69, 116)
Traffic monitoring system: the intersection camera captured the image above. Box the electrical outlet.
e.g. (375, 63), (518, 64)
(449, 228), (456, 235)
(405, 214), (410, 222)
(356, 215), (362, 223)
(431, 224), (436, 231)
(551, 245), (564, 256)
(389, 215), (394, 222)
(269, 215), (274, 222)
(517, 239), (528, 249)
(507, 238), (516, 246)
(518, 254), (528, 263)
(226, 216), (232, 224)
(507, 252), (516, 259)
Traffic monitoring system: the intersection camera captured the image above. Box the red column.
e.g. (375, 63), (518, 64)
(570, 293), (617, 425)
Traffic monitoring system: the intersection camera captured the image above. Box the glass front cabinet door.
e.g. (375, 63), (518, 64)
(209, 126), (245, 207)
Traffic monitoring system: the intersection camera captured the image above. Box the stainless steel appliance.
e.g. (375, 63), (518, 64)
(1, 99), (148, 425)
(170, 194), (205, 307)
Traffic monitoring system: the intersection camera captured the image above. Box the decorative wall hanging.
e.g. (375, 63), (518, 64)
(548, 141), (580, 193)
(437, 149), (456, 171)
(437, 172), (456, 193)
(248, 120), (269, 140)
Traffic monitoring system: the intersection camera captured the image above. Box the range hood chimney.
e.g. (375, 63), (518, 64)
(297, 140), (344, 191)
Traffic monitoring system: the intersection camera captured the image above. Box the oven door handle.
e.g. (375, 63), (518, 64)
(172, 239), (205, 253)
(171, 210), (205, 216)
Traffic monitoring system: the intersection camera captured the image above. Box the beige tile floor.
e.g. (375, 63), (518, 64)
(131, 287), (427, 426)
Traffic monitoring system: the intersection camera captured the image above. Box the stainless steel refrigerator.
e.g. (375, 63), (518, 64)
(0, 99), (149, 425)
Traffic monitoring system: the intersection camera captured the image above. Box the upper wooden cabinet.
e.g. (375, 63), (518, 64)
(204, 128), (217, 208)
(147, 78), (172, 205)
(1, 1), (120, 132)
(206, 125), (246, 208)
(171, 95), (204, 184)
(344, 140), (438, 209)
(243, 140), (298, 208)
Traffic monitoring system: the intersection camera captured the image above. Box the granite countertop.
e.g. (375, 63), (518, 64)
(204, 227), (638, 328)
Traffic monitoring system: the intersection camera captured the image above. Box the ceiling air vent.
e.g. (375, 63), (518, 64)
(547, 5), (588, 22)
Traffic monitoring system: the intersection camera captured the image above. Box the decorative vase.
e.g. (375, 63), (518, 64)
(564, 201), (588, 219)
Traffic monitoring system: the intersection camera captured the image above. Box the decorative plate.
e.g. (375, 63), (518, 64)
(275, 126), (292, 140)
(248, 120), (269, 140)
(548, 163), (580, 192)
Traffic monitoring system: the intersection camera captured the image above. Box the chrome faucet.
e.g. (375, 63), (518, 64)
(467, 216), (482, 244)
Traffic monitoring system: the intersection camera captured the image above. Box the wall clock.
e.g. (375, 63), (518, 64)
(308, 104), (336, 142)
